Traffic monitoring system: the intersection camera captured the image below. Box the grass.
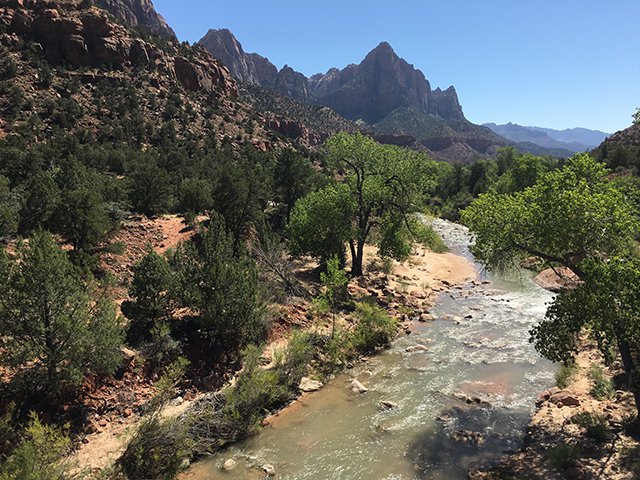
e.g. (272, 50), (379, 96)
(548, 442), (581, 470)
(571, 412), (612, 442)
(589, 365), (615, 400)
(555, 363), (577, 389)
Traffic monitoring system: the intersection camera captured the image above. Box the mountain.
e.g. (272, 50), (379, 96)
(484, 122), (609, 153)
(95, 0), (176, 40)
(198, 29), (311, 103)
(592, 123), (640, 169)
(199, 30), (513, 163)
(0, 0), (329, 152)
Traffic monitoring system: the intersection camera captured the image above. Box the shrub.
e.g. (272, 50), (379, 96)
(589, 365), (615, 400)
(548, 442), (581, 470)
(119, 415), (189, 480)
(351, 302), (398, 354)
(0, 413), (71, 480)
(571, 412), (612, 442)
(555, 363), (577, 389)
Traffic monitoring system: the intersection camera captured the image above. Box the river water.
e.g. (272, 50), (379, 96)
(184, 220), (555, 480)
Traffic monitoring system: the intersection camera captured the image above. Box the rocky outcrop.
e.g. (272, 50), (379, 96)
(198, 29), (312, 106)
(95, 0), (176, 40)
(0, 1), (236, 97)
(309, 41), (442, 124)
(198, 28), (261, 84)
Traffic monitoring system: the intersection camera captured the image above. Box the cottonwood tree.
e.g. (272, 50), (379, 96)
(463, 154), (640, 414)
(0, 232), (124, 401)
(531, 257), (640, 413)
(461, 153), (639, 278)
(289, 133), (438, 276)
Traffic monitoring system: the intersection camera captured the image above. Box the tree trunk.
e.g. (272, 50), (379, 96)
(618, 339), (640, 413)
(351, 239), (365, 277)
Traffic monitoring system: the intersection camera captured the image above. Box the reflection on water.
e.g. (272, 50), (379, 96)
(183, 221), (555, 480)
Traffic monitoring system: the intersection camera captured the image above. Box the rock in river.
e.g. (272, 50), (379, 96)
(299, 376), (323, 392)
(351, 379), (369, 394)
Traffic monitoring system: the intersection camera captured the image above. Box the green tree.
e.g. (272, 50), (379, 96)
(0, 413), (71, 480)
(289, 133), (437, 276)
(633, 107), (640, 125)
(0, 232), (124, 400)
(177, 177), (213, 214)
(18, 171), (61, 233)
(122, 248), (174, 344)
(273, 149), (317, 225)
(0, 175), (18, 240)
(287, 183), (353, 267)
(319, 255), (349, 337)
(56, 187), (112, 253)
(128, 161), (173, 217)
(172, 215), (268, 363)
(461, 154), (639, 277)
(531, 257), (640, 413)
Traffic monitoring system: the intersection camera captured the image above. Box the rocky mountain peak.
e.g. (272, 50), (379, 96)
(94, 0), (176, 40)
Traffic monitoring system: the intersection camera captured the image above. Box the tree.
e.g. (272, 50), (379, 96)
(122, 248), (174, 344)
(633, 107), (640, 125)
(273, 149), (318, 226)
(177, 177), (213, 214)
(18, 170), (61, 233)
(289, 133), (438, 276)
(318, 255), (349, 338)
(56, 187), (112, 253)
(287, 183), (353, 267)
(172, 214), (268, 363)
(531, 257), (640, 413)
(0, 232), (124, 401)
(0, 175), (18, 240)
(127, 160), (173, 217)
(461, 154), (639, 277)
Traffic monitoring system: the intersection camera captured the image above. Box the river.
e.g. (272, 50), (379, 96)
(183, 220), (555, 480)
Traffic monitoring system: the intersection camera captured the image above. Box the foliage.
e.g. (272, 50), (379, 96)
(0, 413), (70, 480)
(555, 363), (577, 389)
(122, 248), (174, 344)
(0, 175), (18, 240)
(351, 302), (398, 353)
(548, 442), (581, 470)
(119, 359), (191, 480)
(589, 365), (616, 400)
(0, 232), (124, 401)
(571, 412), (612, 442)
(172, 214), (268, 362)
(531, 257), (640, 411)
(177, 178), (213, 214)
(290, 133), (439, 276)
(633, 107), (640, 126)
(287, 183), (353, 266)
(127, 160), (173, 217)
(318, 255), (349, 337)
(462, 154), (639, 276)
(119, 415), (189, 480)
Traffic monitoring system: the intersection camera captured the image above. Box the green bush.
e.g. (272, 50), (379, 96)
(555, 363), (577, 389)
(571, 412), (612, 442)
(0, 413), (71, 480)
(548, 442), (581, 470)
(589, 365), (615, 400)
(351, 302), (398, 354)
(119, 415), (189, 480)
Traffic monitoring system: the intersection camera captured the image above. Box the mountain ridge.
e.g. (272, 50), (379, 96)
(484, 122), (609, 153)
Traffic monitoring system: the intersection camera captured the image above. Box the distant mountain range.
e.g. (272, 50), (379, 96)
(483, 123), (610, 154)
(199, 29), (513, 163)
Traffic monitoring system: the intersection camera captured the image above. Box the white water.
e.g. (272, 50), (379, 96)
(184, 221), (555, 480)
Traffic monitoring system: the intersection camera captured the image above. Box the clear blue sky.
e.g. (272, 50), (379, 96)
(154, 0), (639, 133)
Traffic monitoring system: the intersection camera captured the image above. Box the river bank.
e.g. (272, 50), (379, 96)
(68, 221), (476, 477)
(180, 221), (557, 479)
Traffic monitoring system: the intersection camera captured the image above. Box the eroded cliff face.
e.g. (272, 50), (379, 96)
(0, 0), (236, 96)
(94, 0), (176, 40)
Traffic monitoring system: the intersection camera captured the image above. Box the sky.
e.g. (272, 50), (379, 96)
(153, 0), (640, 133)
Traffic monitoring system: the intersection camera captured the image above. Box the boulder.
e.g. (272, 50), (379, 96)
(299, 377), (323, 392)
(549, 391), (580, 407)
(350, 379), (368, 394)
(223, 458), (237, 471)
(450, 429), (484, 445)
(380, 400), (398, 409)
(262, 464), (275, 476)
